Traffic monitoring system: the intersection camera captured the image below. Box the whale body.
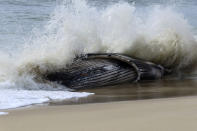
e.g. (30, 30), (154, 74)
(44, 53), (166, 89)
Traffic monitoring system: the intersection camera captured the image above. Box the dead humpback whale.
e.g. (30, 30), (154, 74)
(45, 53), (166, 89)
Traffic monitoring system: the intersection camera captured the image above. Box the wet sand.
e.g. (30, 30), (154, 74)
(1, 96), (197, 131)
(53, 78), (197, 105)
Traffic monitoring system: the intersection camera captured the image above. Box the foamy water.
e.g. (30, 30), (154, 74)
(0, 112), (8, 116)
(0, 88), (92, 110)
(0, 0), (197, 111)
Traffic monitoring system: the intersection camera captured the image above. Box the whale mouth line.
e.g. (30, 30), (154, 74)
(44, 53), (169, 90)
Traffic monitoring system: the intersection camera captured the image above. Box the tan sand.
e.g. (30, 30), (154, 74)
(1, 96), (197, 131)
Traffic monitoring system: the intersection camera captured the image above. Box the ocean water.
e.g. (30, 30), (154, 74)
(0, 0), (197, 111)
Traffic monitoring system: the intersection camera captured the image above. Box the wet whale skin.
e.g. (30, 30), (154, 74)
(45, 54), (165, 89)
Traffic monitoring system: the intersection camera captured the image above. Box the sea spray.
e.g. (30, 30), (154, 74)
(13, 1), (196, 77)
(126, 6), (197, 69)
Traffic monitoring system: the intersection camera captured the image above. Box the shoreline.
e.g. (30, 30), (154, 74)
(1, 96), (197, 131)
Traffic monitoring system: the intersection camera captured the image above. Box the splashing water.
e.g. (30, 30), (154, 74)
(17, 0), (197, 75)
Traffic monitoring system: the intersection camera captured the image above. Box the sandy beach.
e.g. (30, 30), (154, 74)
(1, 96), (197, 131)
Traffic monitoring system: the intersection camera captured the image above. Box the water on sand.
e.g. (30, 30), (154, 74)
(51, 77), (197, 105)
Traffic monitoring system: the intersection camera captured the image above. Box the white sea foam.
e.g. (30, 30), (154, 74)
(0, 80), (93, 111)
(0, 112), (8, 116)
(0, 88), (93, 110)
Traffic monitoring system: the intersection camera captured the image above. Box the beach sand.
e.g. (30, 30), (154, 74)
(1, 96), (197, 131)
